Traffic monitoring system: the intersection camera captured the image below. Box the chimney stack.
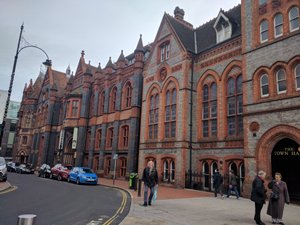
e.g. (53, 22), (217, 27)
(174, 7), (185, 20)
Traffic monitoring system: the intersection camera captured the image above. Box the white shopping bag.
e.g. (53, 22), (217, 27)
(153, 185), (158, 203)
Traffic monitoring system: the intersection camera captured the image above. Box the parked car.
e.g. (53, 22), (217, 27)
(68, 167), (98, 185)
(50, 164), (73, 181)
(0, 157), (7, 182)
(15, 164), (34, 174)
(38, 164), (51, 178)
(6, 161), (19, 172)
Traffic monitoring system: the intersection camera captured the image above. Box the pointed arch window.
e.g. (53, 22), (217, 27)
(99, 91), (105, 115)
(120, 125), (129, 149)
(295, 64), (300, 90)
(149, 92), (159, 139)
(165, 88), (177, 138)
(95, 129), (102, 149)
(276, 69), (287, 94)
(289, 6), (299, 32)
(123, 82), (132, 108)
(260, 19), (269, 43)
(202, 82), (217, 137)
(106, 127), (114, 149)
(109, 87), (117, 112)
(227, 75), (243, 136)
(260, 74), (269, 97)
(274, 13), (283, 37)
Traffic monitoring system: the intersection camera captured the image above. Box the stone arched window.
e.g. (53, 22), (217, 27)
(227, 75), (243, 136)
(98, 91), (105, 115)
(289, 6), (299, 32)
(165, 87), (177, 138)
(149, 89), (159, 140)
(274, 13), (283, 38)
(95, 129), (102, 149)
(295, 63), (300, 90)
(106, 127), (114, 149)
(260, 19), (268, 43)
(260, 74), (269, 97)
(109, 87), (117, 112)
(276, 68), (287, 94)
(202, 82), (217, 137)
(120, 125), (129, 149)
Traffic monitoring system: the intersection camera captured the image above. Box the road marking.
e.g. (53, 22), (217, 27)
(0, 185), (17, 195)
(102, 189), (127, 225)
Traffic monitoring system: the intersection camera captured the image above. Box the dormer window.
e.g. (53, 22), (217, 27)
(214, 12), (232, 43)
(160, 42), (170, 62)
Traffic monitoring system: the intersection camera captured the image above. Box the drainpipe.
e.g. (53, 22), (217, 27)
(189, 52), (195, 188)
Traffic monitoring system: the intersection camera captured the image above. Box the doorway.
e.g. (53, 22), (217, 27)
(272, 138), (300, 201)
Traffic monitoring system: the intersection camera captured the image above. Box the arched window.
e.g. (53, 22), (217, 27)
(163, 160), (169, 181)
(260, 74), (269, 97)
(203, 161), (209, 189)
(289, 6), (299, 32)
(124, 82), (132, 108)
(165, 88), (177, 138)
(276, 69), (287, 94)
(260, 19), (268, 43)
(211, 161), (218, 190)
(202, 82), (217, 137)
(170, 160), (175, 182)
(105, 157), (111, 175)
(109, 87), (117, 112)
(239, 163), (245, 192)
(90, 94), (95, 117)
(106, 127), (114, 149)
(295, 64), (300, 90)
(274, 13), (283, 37)
(120, 125), (129, 149)
(99, 91), (105, 115)
(95, 129), (102, 149)
(227, 75), (243, 136)
(229, 162), (238, 176)
(149, 92), (159, 139)
(119, 158), (127, 177)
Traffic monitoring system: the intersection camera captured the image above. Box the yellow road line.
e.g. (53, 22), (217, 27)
(103, 189), (127, 225)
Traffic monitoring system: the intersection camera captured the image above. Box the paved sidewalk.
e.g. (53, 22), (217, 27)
(100, 178), (300, 225)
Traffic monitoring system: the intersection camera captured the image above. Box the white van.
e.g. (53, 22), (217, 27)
(0, 157), (7, 182)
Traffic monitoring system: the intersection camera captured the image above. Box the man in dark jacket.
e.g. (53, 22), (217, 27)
(251, 170), (267, 225)
(142, 160), (158, 206)
(213, 169), (223, 198)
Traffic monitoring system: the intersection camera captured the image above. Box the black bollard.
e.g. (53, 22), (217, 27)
(137, 179), (142, 197)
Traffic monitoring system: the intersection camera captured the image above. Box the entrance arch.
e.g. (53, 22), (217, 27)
(272, 138), (300, 200)
(256, 125), (300, 201)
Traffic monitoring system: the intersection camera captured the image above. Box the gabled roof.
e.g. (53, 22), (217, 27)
(163, 4), (241, 54)
(51, 70), (68, 97)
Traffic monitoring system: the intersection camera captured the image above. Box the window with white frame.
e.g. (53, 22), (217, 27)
(163, 160), (169, 181)
(274, 13), (283, 37)
(260, 74), (269, 97)
(214, 15), (232, 43)
(170, 160), (175, 182)
(260, 20), (269, 43)
(295, 64), (300, 90)
(289, 6), (299, 32)
(276, 69), (287, 94)
(160, 43), (170, 62)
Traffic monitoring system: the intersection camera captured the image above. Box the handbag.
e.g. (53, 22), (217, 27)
(270, 192), (279, 200)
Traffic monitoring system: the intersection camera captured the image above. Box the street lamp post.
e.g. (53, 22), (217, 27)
(0, 24), (51, 154)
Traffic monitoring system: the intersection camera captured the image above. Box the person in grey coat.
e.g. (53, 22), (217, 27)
(227, 170), (239, 199)
(267, 172), (290, 225)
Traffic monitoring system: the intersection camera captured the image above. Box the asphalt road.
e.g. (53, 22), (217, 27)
(0, 172), (130, 225)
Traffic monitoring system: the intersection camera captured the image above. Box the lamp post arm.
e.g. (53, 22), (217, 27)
(18, 45), (49, 60)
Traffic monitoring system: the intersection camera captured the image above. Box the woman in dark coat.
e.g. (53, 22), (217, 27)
(251, 170), (267, 225)
(142, 160), (158, 206)
(267, 172), (290, 225)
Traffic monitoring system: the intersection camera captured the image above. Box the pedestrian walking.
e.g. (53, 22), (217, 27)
(141, 160), (158, 207)
(213, 169), (223, 198)
(251, 170), (267, 225)
(267, 172), (290, 225)
(227, 170), (239, 199)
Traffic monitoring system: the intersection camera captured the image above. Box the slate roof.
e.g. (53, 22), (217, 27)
(166, 4), (241, 54)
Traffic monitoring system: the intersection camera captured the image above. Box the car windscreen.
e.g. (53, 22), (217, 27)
(0, 158), (5, 166)
(81, 168), (93, 174)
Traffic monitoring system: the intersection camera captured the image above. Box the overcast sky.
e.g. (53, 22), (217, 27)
(0, 0), (240, 101)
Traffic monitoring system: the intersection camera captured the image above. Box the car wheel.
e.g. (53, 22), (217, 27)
(38, 173), (41, 177)
(76, 178), (80, 185)
(58, 174), (62, 181)
(3, 178), (7, 182)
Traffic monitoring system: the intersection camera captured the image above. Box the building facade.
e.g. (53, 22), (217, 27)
(14, 0), (300, 199)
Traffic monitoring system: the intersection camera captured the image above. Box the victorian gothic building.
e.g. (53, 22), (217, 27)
(14, 0), (300, 200)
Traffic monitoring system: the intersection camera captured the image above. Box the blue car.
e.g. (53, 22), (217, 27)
(68, 167), (98, 185)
